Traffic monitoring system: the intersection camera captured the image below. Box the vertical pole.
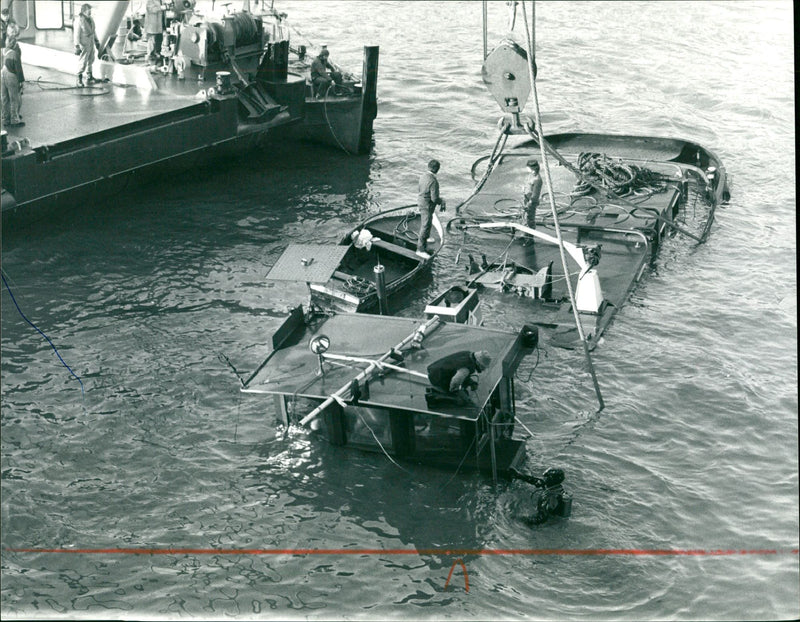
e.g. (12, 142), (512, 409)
(374, 264), (388, 315)
(357, 46), (380, 154)
(273, 395), (289, 427)
(482, 1), (488, 60)
(521, 1), (604, 411)
(489, 411), (498, 484)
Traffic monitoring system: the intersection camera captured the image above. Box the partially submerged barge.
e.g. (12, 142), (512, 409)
(451, 131), (729, 349)
(445, 35), (730, 350)
(241, 309), (539, 482)
(1, 0), (378, 215)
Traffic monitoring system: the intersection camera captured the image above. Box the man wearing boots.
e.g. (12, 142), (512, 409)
(417, 159), (446, 254)
(73, 3), (99, 87)
(145, 0), (166, 70)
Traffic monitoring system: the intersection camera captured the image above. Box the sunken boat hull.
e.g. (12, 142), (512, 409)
(453, 132), (729, 349)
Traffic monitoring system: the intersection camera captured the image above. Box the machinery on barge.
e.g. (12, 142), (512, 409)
(1, 0), (378, 214)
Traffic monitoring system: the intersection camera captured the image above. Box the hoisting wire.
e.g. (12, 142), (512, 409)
(507, 0), (518, 31)
(450, 121), (511, 218)
(520, 1), (604, 411)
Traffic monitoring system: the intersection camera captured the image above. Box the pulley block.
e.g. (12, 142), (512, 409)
(481, 38), (532, 113)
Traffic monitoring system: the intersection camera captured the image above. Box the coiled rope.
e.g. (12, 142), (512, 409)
(392, 212), (420, 244)
(573, 152), (670, 198)
(343, 275), (375, 296)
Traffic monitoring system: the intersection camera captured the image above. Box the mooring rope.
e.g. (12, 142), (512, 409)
(1, 271), (85, 401)
(356, 410), (412, 474)
(439, 432), (478, 491)
(31, 76), (110, 96)
(316, 82), (353, 155)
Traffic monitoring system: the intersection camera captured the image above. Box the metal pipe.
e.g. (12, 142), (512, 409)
(482, 1), (488, 60)
(374, 264), (388, 315)
(521, 1), (604, 411)
(299, 316), (441, 427)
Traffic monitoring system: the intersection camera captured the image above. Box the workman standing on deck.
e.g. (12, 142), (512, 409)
(427, 350), (491, 395)
(145, 0), (166, 70)
(1, 29), (24, 127)
(522, 159), (542, 240)
(417, 159), (446, 254)
(73, 3), (99, 87)
(310, 46), (343, 96)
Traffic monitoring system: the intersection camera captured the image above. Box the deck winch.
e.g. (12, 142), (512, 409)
(176, 11), (266, 81)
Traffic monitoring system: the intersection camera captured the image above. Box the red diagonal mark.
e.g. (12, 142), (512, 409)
(443, 557), (469, 592)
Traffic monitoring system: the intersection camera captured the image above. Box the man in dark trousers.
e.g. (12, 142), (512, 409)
(417, 159), (446, 254)
(2, 29), (24, 127)
(427, 350), (491, 396)
(521, 159), (542, 239)
(310, 46), (343, 96)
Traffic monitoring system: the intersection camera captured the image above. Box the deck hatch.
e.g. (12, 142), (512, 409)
(266, 244), (350, 283)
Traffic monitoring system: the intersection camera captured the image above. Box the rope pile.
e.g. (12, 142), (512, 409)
(572, 152), (670, 198)
(343, 276), (375, 296)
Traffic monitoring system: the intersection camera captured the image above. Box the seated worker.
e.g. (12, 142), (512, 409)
(310, 46), (344, 96)
(427, 350), (492, 397)
(127, 19), (143, 43)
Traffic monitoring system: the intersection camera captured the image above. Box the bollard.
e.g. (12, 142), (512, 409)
(373, 264), (388, 315)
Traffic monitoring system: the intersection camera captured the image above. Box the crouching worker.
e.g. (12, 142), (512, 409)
(426, 350), (491, 407)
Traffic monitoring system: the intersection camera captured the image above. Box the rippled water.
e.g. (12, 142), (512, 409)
(1, 1), (797, 620)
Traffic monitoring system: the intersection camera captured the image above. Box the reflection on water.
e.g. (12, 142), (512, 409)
(2, 1), (797, 620)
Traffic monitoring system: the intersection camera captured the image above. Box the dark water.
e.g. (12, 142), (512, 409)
(1, 1), (797, 620)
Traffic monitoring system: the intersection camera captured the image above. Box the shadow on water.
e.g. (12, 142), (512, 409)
(2, 137), (376, 244)
(241, 426), (510, 567)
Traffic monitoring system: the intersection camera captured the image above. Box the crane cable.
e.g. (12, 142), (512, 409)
(520, 1), (604, 411)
